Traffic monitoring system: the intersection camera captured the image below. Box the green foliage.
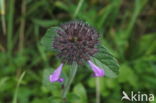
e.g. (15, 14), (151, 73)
(72, 83), (87, 103)
(41, 27), (62, 51)
(0, 0), (156, 103)
(92, 45), (119, 78)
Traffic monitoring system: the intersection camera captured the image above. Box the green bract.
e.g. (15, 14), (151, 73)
(41, 27), (63, 51)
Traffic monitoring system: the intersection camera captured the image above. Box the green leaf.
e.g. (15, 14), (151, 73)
(91, 45), (119, 78)
(32, 19), (59, 27)
(32, 97), (63, 103)
(118, 64), (138, 88)
(40, 27), (63, 51)
(72, 83), (87, 103)
(137, 33), (156, 55)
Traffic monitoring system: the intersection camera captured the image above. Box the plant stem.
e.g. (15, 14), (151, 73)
(7, 0), (15, 55)
(73, 0), (84, 18)
(12, 71), (26, 103)
(96, 77), (100, 103)
(62, 62), (78, 99)
(0, 0), (6, 35)
(19, 0), (26, 52)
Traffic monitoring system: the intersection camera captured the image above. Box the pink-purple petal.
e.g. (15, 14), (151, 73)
(58, 78), (64, 82)
(88, 60), (105, 77)
(49, 63), (64, 83)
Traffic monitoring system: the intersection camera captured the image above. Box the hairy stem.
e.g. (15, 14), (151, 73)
(62, 62), (78, 100)
(96, 77), (100, 103)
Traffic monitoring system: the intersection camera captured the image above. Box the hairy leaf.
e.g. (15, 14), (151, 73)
(41, 27), (63, 51)
(91, 45), (119, 78)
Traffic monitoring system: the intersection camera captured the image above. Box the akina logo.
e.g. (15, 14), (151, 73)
(121, 91), (154, 102)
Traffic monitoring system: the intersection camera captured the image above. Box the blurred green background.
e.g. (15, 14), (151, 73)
(0, 0), (156, 103)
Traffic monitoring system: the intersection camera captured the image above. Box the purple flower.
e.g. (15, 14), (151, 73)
(49, 64), (64, 83)
(88, 60), (105, 77)
(49, 21), (105, 83)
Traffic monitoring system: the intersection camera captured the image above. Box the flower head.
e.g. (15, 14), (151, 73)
(49, 21), (105, 83)
(53, 21), (99, 64)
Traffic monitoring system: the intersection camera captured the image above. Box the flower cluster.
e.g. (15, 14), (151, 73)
(49, 21), (105, 83)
